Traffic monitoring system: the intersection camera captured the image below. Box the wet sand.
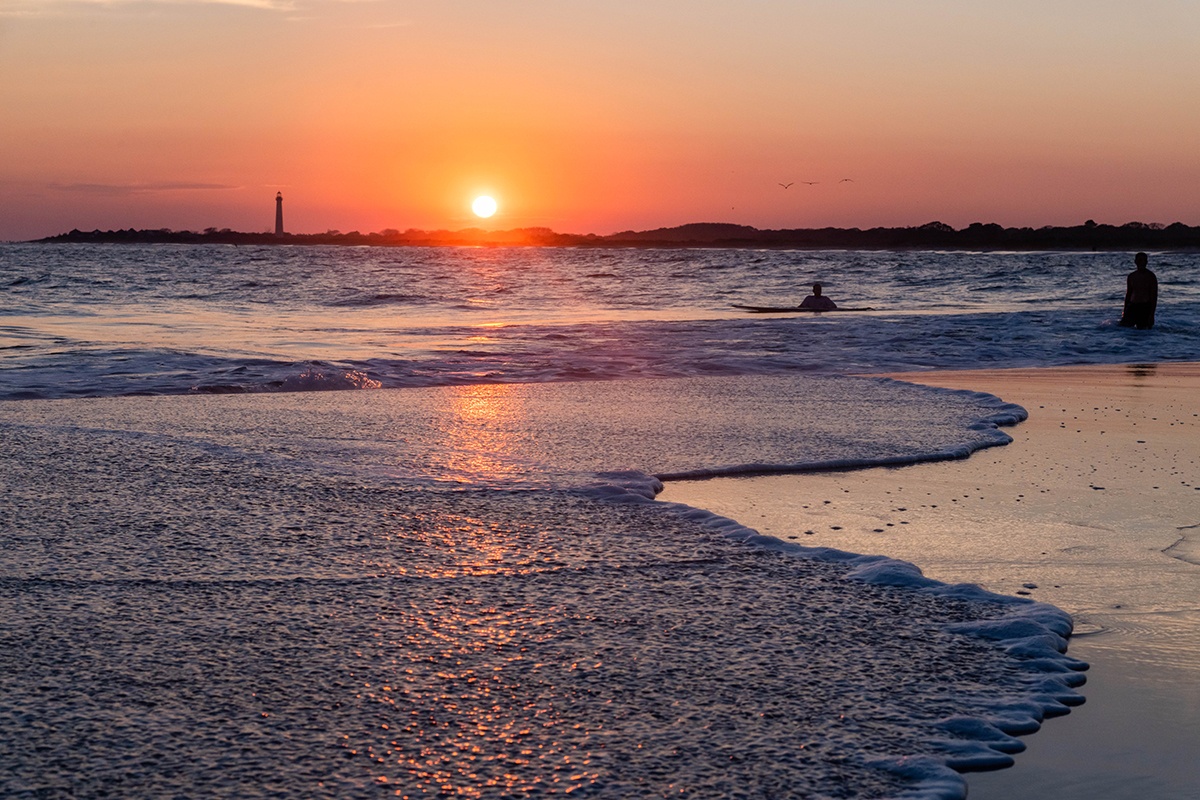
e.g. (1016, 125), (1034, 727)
(658, 363), (1200, 799)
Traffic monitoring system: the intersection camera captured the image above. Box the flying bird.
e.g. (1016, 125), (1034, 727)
(800, 180), (819, 185)
(839, 178), (854, 183)
(779, 182), (794, 189)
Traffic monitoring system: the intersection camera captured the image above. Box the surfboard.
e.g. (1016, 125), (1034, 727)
(732, 304), (875, 313)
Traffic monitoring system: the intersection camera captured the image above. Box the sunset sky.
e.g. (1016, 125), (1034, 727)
(1, 1), (1197, 240)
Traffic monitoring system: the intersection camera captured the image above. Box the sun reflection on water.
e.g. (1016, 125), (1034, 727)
(335, 399), (617, 795)
(340, 596), (605, 796)
(433, 384), (533, 486)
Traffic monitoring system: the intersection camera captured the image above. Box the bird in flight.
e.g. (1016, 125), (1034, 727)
(779, 182), (793, 189)
(839, 178), (854, 183)
(800, 180), (819, 185)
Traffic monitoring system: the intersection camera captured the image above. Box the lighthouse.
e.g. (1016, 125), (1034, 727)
(274, 192), (284, 237)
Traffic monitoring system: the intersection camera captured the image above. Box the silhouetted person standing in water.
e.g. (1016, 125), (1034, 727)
(800, 283), (838, 311)
(1119, 252), (1157, 329)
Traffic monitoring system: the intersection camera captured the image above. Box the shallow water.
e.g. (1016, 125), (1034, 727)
(1, 378), (1080, 798)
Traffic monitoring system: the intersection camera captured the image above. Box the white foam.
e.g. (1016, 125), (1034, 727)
(273, 366), (381, 392)
(654, 381), (1025, 481)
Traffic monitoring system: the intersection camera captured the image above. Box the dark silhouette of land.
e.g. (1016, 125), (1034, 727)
(36, 219), (1200, 250)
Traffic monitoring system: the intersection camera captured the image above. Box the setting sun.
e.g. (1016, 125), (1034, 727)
(472, 196), (498, 218)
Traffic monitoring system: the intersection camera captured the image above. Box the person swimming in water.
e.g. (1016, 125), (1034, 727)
(1119, 252), (1157, 330)
(799, 283), (838, 311)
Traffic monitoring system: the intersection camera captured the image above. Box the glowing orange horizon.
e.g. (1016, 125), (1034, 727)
(1, 3), (1196, 241)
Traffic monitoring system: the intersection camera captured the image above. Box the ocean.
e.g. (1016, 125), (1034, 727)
(2, 244), (1197, 798)
(4, 245), (1199, 399)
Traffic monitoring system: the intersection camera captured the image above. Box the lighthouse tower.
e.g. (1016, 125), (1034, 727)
(274, 192), (284, 237)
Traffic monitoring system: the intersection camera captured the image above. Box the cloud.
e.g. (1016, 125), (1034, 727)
(0, 0), (294, 18)
(50, 181), (241, 195)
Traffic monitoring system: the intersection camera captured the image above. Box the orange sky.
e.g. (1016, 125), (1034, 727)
(1, 1), (1198, 240)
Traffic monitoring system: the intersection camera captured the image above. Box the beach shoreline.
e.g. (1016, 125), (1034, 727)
(0, 373), (1097, 799)
(658, 362), (1200, 800)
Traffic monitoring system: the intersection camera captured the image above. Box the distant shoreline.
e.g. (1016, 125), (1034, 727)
(31, 220), (1200, 250)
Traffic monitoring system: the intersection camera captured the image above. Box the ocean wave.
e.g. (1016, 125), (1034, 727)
(5, 299), (1200, 402)
(273, 366), (381, 392)
(328, 291), (431, 307)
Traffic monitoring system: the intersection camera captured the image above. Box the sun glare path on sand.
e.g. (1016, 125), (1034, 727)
(472, 196), (498, 218)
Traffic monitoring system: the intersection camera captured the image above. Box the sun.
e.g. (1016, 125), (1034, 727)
(472, 195), (498, 218)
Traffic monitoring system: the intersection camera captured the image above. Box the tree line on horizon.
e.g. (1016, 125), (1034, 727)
(38, 219), (1200, 250)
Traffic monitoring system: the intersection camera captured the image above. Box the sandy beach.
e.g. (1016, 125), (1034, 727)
(659, 363), (1200, 800)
